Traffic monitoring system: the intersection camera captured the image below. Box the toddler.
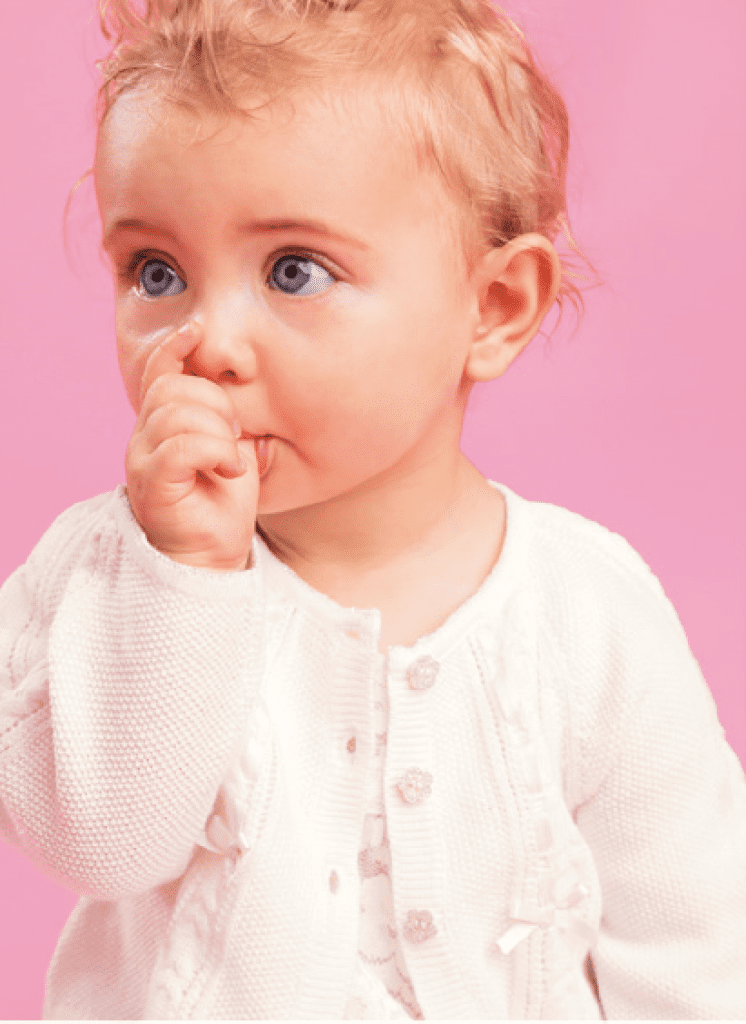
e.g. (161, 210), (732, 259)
(2, 0), (745, 1018)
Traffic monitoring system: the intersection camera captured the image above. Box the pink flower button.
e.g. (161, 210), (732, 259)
(406, 656), (440, 690)
(403, 909), (437, 943)
(396, 767), (433, 804)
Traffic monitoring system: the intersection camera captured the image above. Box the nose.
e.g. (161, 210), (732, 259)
(183, 289), (262, 385)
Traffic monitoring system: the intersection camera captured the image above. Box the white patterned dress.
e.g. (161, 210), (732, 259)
(343, 652), (425, 1020)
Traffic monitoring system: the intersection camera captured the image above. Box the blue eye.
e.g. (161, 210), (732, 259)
(138, 259), (186, 298)
(269, 255), (336, 296)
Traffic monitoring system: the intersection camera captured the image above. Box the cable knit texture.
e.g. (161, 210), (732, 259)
(1, 482), (744, 1019)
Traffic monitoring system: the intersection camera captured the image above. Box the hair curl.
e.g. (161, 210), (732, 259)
(94, 0), (598, 328)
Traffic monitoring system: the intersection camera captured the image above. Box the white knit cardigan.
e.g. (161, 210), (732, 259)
(1, 482), (744, 1020)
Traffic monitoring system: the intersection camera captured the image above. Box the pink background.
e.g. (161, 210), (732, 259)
(1, 0), (744, 1017)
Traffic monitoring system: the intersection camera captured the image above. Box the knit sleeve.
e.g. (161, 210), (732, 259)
(0, 486), (264, 900)
(571, 544), (746, 1019)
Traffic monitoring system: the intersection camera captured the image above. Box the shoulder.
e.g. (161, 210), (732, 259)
(5, 488), (134, 610)
(0, 489), (128, 678)
(40, 488), (122, 538)
(526, 493), (664, 592)
(527, 496), (692, 687)
(506, 490), (683, 646)
(492, 483), (688, 684)
(22, 487), (126, 573)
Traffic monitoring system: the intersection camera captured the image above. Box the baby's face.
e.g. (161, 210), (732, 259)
(95, 84), (480, 516)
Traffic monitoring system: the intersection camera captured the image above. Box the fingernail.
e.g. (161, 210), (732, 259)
(233, 420), (242, 438)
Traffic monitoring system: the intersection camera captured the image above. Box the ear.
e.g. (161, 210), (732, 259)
(465, 233), (562, 383)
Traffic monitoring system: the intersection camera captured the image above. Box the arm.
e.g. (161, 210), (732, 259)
(0, 487), (263, 899)
(574, 579), (746, 1019)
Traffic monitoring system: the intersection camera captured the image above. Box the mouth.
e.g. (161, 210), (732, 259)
(245, 434), (275, 479)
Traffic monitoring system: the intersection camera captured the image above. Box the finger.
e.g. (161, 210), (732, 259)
(150, 433), (249, 486)
(138, 322), (203, 408)
(138, 374), (240, 438)
(141, 400), (241, 454)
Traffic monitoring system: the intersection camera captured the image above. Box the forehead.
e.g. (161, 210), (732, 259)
(95, 84), (466, 267)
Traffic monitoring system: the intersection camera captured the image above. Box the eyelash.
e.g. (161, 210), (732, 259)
(121, 248), (338, 293)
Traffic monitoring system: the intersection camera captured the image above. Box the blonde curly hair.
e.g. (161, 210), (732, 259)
(95, 0), (596, 325)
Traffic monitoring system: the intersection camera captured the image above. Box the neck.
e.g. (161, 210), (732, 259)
(256, 449), (486, 582)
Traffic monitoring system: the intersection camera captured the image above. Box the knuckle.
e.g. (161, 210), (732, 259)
(148, 400), (178, 432)
(126, 434), (147, 468)
(170, 432), (192, 462)
(146, 373), (172, 403)
(138, 383), (162, 419)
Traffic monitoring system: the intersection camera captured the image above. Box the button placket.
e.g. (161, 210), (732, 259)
(388, 653), (440, 960)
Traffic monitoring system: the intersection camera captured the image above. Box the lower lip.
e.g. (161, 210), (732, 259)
(255, 436), (275, 479)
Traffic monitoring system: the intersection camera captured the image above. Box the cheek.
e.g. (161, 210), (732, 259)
(116, 340), (144, 412)
(116, 289), (188, 409)
(115, 305), (138, 401)
(116, 326), (161, 413)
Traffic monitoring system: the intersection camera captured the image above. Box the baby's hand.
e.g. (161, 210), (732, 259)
(125, 324), (258, 571)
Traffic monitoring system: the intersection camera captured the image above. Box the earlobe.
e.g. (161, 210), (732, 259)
(465, 234), (562, 383)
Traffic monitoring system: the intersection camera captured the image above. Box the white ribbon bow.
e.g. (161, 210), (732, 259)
(497, 889), (594, 955)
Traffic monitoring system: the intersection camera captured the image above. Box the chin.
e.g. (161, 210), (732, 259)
(255, 484), (309, 518)
(255, 481), (341, 519)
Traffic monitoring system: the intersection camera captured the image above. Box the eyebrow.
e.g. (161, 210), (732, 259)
(103, 216), (371, 252)
(240, 218), (371, 252)
(102, 219), (174, 250)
